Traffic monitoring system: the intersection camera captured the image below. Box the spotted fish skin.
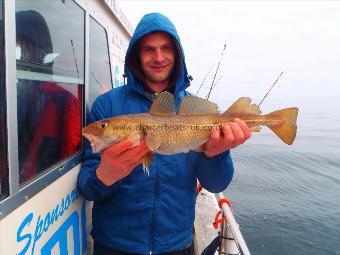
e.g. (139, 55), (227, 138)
(82, 92), (298, 170)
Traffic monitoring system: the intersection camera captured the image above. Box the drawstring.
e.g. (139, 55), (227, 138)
(123, 73), (127, 85)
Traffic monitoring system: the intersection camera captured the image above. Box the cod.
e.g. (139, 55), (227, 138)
(83, 92), (298, 171)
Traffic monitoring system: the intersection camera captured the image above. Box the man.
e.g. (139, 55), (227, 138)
(78, 13), (251, 255)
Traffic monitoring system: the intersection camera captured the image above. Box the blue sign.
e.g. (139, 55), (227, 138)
(16, 189), (87, 255)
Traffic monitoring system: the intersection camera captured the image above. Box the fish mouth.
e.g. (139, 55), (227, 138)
(82, 131), (119, 153)
(82, 132), (107, 153)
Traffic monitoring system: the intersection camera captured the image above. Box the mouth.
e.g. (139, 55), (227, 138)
(83, 132), (112, 154)
(83, 133), (99, 153)
(82, 131), (118, 154)
(151, 65), (169, 72)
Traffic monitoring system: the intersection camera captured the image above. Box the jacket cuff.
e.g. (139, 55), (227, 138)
(201, 150), (230, 162)
(196, 150), (233, 193)
(93, 169), (121, 192)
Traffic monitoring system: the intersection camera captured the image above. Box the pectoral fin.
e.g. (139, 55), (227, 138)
(145, 134), (161, 151)
(127, 131), (142, 147)
(142, 152), (153, 175)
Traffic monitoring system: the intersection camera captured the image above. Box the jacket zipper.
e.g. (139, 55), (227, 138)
(148, 164), (160, 254)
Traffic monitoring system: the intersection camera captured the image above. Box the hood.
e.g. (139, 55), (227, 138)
(124, 12), (190, 96)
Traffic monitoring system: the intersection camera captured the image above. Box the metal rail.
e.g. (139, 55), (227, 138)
(216, 192), (251, 255)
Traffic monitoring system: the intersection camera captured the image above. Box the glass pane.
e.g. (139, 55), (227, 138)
(15, 0), (85, 184)
(15, 0), (85, 84)
(17, 81), (83, 183)
(0, 0), (9, 200)
(88, 17), (112, 108)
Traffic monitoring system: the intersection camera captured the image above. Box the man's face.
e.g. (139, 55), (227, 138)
(139, 32), (175, 87)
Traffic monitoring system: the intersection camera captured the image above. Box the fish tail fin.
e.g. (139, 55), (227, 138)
(266, 107), (298, 145)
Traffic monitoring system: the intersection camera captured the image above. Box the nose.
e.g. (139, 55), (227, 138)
(154, 48), (165, 63)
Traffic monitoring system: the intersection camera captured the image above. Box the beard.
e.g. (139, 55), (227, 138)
(145, 70), (172, 84)
(143, 63), (174, 85)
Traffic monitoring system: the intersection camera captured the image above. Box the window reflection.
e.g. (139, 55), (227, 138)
(16, 0), (85, 83)
(88, 17), (113, 108)
(18, 81), (82, 183)
(0, 0), (9, 199)
(15, 0), (84, 183)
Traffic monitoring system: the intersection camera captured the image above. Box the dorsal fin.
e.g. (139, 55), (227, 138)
(224, 97), (262, 115)
(149, 92), (175, 115)
(179, 96), (219, 115)
(226, 97), (251, 113)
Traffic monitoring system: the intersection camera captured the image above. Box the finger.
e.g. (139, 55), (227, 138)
(221, 124), (235, 145)
(130, 158), (146, 171)
(229, 122), (245, 146)
(125, 150), (150, 170)
(129, 140), (149, 155)
(121, 142), (149, 164)
(130, 150), (151, 168)
(208, 125), (221, 146)
(104, 139), (134, 156)
(235, 119), (251, 140)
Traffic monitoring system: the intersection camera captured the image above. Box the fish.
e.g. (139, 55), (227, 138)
(82, 92), (298, 172)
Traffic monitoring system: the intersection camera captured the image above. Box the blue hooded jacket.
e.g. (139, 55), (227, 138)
(77, 13), (234, 254)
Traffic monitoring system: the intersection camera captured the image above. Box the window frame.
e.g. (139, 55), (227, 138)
(0, 0), (9, 201)
(0, 0), (89, 219)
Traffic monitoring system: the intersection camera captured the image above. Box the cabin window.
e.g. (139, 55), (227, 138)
(88, 16), (113, 108)
(15, 0), (84, 184)
(0, 0), (9, 200)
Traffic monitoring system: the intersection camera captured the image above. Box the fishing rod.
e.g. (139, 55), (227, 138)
(258, 71), (284, 107)
(206, 43), (227, 100)
(71, 39), (80, 81)
(195, 64), (215, 96)
(211, 75), (222, 90)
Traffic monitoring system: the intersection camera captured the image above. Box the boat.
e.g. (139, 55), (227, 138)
(0, 0), (250, 254)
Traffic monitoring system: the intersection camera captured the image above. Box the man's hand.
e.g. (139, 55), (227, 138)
(204, 118), (251, 159)
(96, 139), (150, 186)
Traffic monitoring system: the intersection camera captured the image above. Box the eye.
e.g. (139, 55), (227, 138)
(163, 44), (174, 51)
(99, 122), (108, 129)
(164, 46), (172, 50)
(142, 46), (154, 53)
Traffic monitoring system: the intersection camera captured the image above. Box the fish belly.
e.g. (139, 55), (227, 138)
(146, 123), (211, 155)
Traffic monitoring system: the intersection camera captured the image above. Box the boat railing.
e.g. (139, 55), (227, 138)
(194, 189), (251, 255)
(216, 192), (251, 255)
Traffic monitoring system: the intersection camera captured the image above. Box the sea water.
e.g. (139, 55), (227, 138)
(224, 97), (340, 255)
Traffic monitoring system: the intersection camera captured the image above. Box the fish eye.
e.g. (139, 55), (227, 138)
(99, 122), (108, 129)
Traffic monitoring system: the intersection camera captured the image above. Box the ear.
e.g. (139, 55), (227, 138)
(127, 42), (146, 82)
(170, 40), (182, 86)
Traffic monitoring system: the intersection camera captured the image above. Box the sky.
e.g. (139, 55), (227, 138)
(118, 1), (340, 109)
